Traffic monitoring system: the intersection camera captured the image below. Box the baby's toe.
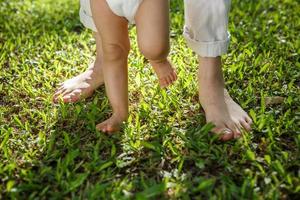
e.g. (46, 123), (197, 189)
(96, 123), (106, 132)
(106, 125), (118, 134)
(166, 76), (173, 86)
(159, 78), (168, 88)
(171, 71), (177, 81)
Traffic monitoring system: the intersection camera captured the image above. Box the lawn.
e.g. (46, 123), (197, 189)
(0, 0), (299, 199)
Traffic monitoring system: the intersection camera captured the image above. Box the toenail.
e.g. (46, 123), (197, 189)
(223, 130), (232, 135)
(234, 134), (240, 139)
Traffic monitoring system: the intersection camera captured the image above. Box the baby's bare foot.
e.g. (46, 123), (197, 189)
(53, 61), (104, 103)
(151, 60), (177, 88)
(96, 114), (127, 134)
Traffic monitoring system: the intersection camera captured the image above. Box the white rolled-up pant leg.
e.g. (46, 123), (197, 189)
(183, 0), (231, 57)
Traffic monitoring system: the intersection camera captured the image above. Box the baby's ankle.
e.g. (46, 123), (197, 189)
(112, 111), (128, 122)
(150, 58), (169, 66)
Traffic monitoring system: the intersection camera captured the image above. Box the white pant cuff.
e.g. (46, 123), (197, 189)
(183, 31), (230, 57)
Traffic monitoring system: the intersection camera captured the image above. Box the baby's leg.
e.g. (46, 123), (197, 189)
(91, 0), (130, 133)
(135, 0), (177, 88)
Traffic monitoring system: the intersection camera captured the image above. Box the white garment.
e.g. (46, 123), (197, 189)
(183, 0), (231, 57)
(79, 0), (143, 32)
(79, 0), (231, 57)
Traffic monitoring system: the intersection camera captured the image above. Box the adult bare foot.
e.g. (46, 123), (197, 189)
(151, 59), (177, 88)
(53, 32), (105, 103)
(96, 113), (127, 134)
(200, 88), (253, 141)
(198, 57), (253, 141)
(53, 60), (104, 103)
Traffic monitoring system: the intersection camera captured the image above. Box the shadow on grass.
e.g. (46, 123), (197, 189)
(2, 1), (258, 199)
(19, 95), (228, 199)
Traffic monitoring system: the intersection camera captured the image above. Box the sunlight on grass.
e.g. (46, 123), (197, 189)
(0, 0), (299, 199)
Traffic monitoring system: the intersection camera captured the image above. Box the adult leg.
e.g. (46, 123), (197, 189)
(198, 57), (252, 141)
(91, 0), (130, 133)
(135, 0), (177, 88)
(184, 0), (252, 141)
(53, 32), (104, 103)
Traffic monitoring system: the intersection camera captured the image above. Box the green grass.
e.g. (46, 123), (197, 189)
(0, 0), (299, 199)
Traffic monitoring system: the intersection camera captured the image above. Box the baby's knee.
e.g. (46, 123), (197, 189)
(103, 43), (130, 62)
(139, 41), (170, 62)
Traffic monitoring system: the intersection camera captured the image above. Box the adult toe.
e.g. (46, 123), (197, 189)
(53, 88), (66, 100)
(63, 94), (74, 103)
(67, 89), (82, 103)
(220, 129), (234, 141)
(245, 116), (253, 126)
(227, 122), (242, 139)
(213, 127), (234, 141)
(240, 119), (252, 131)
